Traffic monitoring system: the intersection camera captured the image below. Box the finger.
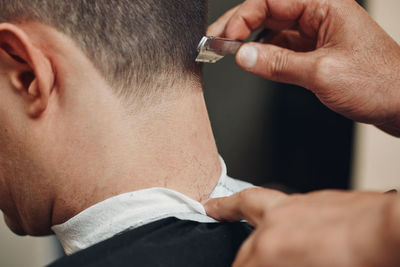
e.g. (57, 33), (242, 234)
(264, 18), (297, 32)
(267, 30), (316, 52)
(234, 228), (273, 267)
(235, 42), (317, 88)
(232, 231), (258, 267)
(207, 5), (241, 37)
(385, 189), (398, 195)
(223, 0), (308, 40)
(223, 0), (269, 40)
(204, 187), (287, 227)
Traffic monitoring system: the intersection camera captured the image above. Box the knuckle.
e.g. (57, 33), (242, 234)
(238, 187), (265, 200)
(264, 48), (290, 80)
(314, 55), (333, 78)
(307, 0), (330, 31)
(225, 14), (250, 40)
(212, 198), (222, 210)
(312, 55), (341, 90)
(237, 188), (251, 202)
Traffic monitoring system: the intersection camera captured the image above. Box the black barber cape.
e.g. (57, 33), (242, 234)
(49, 217), (253, 267)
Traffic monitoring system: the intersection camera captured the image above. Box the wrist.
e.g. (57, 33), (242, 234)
(376, 114), (400, 137)
(375, 62), (400, 137)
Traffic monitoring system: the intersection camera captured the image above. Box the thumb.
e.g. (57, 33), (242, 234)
(204, 188), (288, 227)
(236, 43), (315, 88)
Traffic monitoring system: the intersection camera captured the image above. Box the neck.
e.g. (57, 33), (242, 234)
(50, 84), (221, 226)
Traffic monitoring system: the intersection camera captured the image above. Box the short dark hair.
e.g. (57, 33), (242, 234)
(0, 0), (207, 104)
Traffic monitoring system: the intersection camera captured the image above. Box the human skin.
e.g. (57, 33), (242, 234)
(207, 0), (400, 264)
(0, 22), (221, 236)
(208, 0), (400, 136)
(205, 188), (400, 267)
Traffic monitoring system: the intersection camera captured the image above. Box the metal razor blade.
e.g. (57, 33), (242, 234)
(195, 36), (243, 63)
(195, 30), (270, 64)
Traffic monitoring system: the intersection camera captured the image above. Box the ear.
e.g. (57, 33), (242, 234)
(0, 23), (55, 118)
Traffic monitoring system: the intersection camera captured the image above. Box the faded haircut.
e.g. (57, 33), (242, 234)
(0, 0), (207, 103)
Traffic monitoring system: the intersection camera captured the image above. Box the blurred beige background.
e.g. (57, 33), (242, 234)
(0, 221), (59, 267)
(0, 0), (399, 266)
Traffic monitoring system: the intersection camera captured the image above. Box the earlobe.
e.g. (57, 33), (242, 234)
(27, 79), (49, 117)
(0, 23), (55, 118)
(15, 73), (49, 117)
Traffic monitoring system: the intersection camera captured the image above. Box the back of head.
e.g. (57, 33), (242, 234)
(0, 0), (207, 105)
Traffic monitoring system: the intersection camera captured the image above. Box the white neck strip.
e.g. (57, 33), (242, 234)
(52, 157), (253, 255)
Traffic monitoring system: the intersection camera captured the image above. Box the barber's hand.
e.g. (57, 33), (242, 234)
(205, 188), (400, 267)
(208, 0), (400, 136)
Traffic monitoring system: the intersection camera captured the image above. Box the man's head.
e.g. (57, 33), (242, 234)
(0, 0), (208, 236)
(0, 0), (207, 102)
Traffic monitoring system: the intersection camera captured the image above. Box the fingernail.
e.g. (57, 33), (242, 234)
(237, 44), (258, 69)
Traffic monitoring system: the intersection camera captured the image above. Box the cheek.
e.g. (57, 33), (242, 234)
(0, 128), (15, 193)
(0, 122), (21, 181)
(3, 213), (27, 236)
(0, 74), (26, 145)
